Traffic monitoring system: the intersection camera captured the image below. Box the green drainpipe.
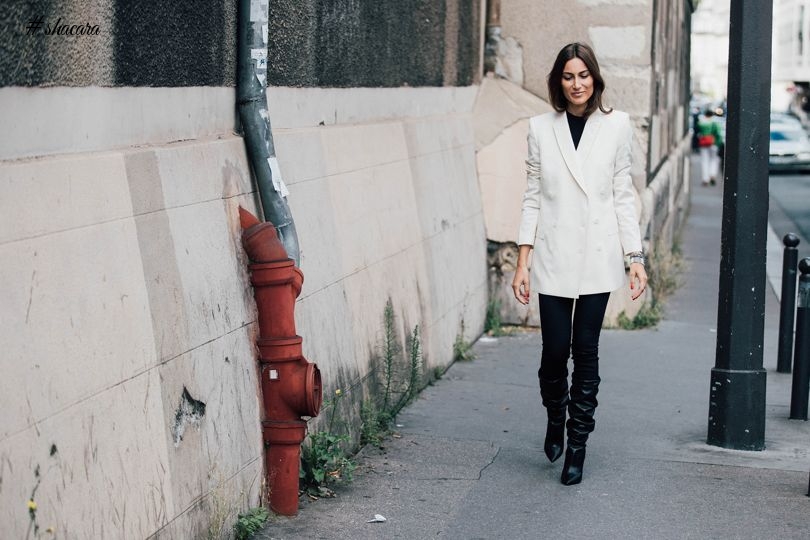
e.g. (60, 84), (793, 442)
(237, 0), (300, 265)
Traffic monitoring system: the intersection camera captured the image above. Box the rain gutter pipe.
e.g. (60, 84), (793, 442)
(237, 0), (300, 265)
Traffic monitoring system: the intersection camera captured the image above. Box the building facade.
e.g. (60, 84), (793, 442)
(773, 0), (810, 114)
(691, 0), (730, 100)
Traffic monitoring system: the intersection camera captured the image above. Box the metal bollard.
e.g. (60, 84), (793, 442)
(789, 258), (810, 420)
(777, 234), (800, 373)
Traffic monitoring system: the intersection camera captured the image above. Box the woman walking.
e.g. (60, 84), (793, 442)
(511, 42), (647, 486)
(696, 108), (723, 185)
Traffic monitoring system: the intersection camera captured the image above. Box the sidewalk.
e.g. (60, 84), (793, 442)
(258, 166), (810, 539)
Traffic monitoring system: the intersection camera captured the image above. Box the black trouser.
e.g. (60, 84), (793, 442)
(537, 292), (610, 383)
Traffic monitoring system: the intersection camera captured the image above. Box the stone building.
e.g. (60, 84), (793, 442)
(773, 0), (810, 115)
(0, 1), (692, 537)
(691, 0), (730, 100)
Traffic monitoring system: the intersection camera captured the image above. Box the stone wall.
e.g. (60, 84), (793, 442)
(267, 0), (482, 87)
(0, 84), (487, 538)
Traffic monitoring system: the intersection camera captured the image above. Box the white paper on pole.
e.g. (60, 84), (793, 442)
(250, 0), (268, 22)
(267, 157), (289, 197)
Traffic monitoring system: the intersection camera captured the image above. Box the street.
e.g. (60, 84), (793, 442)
(770, 172), (810, 262)
(255, 159), (810, 540)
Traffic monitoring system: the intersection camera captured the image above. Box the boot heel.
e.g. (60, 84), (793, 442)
(560, 447), (586, 485)
(544, 422), (565, 462)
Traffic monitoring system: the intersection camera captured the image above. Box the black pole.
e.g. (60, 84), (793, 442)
(236, 0), (300, 265)
(777, 234), (801, 373)
(707, 0), (772, 450)
(789, 259), (810, 420)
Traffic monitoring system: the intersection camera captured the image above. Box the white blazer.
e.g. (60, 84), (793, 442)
(517, 109), (642, 299)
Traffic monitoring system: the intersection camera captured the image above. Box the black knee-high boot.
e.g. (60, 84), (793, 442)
(539, 375), (569, 463)
(561, 377), (599, 485)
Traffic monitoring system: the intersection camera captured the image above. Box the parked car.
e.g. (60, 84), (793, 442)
(770, 112), (803, 130)
(769, 123), (810, 172)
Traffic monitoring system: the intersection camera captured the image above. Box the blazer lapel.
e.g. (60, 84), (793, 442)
(552, 112), (588, 195)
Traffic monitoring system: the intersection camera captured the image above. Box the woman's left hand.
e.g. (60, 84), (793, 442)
(629, 262), (648, 300)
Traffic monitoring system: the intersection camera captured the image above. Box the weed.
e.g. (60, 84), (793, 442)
(362, 324), (423, 446)
(484, 298), (504, 336)
(25, 466), (41, 540)
(617, 244), (683, 330)
(405, 325), (423, 404)
(233, 507), (270, 540)
(360, 401), (392, 447)
(300, 390), (356, 492)
(381, 300), (400, 412)
(647, 245), (683, 300)
(300, 431), (355, 488)
(206, 468), (235, 540)
(617, 302), (662, 330)
(300, 303), (429, 496)
(453, 318), (475, 361)
(432, 365), (445, 382)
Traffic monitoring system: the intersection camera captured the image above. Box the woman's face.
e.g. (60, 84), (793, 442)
(561, 57), (593, 114)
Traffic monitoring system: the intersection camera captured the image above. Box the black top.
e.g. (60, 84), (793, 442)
(566, 110), (587, 149)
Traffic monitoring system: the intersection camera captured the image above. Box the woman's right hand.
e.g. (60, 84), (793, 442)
(512, 265), (531, 305)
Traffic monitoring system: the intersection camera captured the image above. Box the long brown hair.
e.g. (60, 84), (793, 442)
(547, 42), (612, 116)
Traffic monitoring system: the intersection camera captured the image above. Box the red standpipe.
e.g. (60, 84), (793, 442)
(239, 207), (322, 516)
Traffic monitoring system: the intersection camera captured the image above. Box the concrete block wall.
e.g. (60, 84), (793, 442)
(268, 86), (488, 418)
(0, 84), (488, 537)
(0, 122), (263, 537)
(499, 0), (653, 117)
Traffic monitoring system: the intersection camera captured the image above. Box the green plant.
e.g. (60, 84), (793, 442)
(300, 430), (355, 487)
(381, 299), (400, 412)
(233, 507), (269, 540)
(300, 390), (356, 491)
(647, 245), (682, 300)
(453, 318), (475, 362)
(484, 298), (504, 336)
(616, 242), (684, 330)
(25, 466), (42, 540)
(360, 401), (392, 447)
(405, 325), (423, 404)
(362, 324), (423, 446)
(617, 302), (662, 330)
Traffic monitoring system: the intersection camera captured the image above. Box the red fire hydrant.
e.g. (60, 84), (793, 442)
(239, 207), (322, 516)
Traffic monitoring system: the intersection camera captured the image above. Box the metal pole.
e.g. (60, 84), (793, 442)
(777, 233), (800, 373)
(237, 0), (300, 265)
(789, 258), (810, 420)
(707, 0), (773, 450)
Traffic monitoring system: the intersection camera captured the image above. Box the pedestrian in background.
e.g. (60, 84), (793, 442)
(696, 109), (723, 185)
(691, 108), (701, 152)
(511, 42), (647, 486)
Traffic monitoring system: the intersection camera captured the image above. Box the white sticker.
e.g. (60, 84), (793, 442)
(251, 48), (267, 70)
(251, 48), (268, 86)
(267, 157), (289, 197)
(250, 0), (268, 22)
(262, 24), (268, 45)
